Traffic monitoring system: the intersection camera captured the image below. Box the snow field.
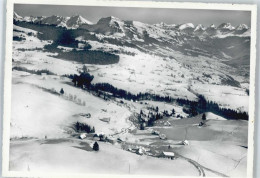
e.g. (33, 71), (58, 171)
(9, 139), (199, 176)
(11, 71), (132, 138)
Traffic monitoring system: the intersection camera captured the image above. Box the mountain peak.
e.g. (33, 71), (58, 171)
(194, 24), (206, 31)
(66, 15), (93, 28)
(97, 16), (123, 28)
(209, 24), (216, 29)
(13, 12), (23, 20)
(218, 23), (235, 30)
(154, 22), (167, 27)
(100, 16), (121, 22)
(179, 23), (195, 30)
(236, 24), (249, 31)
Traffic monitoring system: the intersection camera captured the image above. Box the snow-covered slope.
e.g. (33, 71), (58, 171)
(11, 70), (133, 139)
(205, 112), (227, 120)
(12, 22), (250, 112)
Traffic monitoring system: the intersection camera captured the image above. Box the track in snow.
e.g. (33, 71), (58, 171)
(176, 153), (228, 177)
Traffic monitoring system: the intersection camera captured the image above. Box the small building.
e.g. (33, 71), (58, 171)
(164, 121), (171, 126)
(160, 152), (175, 159)
(85, 113), (91, 118)
(136, 148), (145, 155)
(117, 138), (123, 143)
(152, 130), (160, 135)
(78, 43), (85, 49)
(100, 117), (110, 123)
(136, 147), (149, 155)
(182, 140), (189, 145)
(106, 135), (117, 144)
(99, 134), (107, 141)
(199, 121), (207, 127)
(79, 133), (87, 139)
(93, 134), (99, 141)
(41, 73), (48, 80)
(159, 134), (167, 140)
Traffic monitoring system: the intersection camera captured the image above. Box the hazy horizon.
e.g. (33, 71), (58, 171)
(14, 4), (251, 27)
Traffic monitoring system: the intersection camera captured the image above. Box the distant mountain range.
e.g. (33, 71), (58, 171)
(14, 12), (250, 37)
(14, 12), (93, 29)
(13, 11), (251, 78)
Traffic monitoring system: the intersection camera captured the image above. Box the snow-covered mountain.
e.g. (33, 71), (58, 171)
(236, 24), (249, 31)
(14, 12), (93, 29)
(40, 15), (68, 26)
(13, 12), (23, 21)
(178, 23), (195, 30)
(194, 24), (206, 32)
(13, 11), (251, 79)
(14, 12), (250, 37)
(218, 23), (235, 31)
(23, 16), (45, 23)
(154, 22), (177, 30)
(66, 15), (93, 28)
(80, 16), (125, 35)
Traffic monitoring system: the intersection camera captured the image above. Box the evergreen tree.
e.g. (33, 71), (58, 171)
(82, 65), (88, 73)
(171, 108), (175, 116)
(140, 123), (145, 130)
(60, 88), (64, 94)
(93, 141), (99, 151)
(202, 113), (206, 121)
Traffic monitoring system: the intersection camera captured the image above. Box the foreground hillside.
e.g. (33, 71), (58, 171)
(10, 69), (248, 176)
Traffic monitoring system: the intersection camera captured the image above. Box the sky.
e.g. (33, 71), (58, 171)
(14, 4), (251, 27)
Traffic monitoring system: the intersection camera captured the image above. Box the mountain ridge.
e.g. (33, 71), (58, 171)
(13, 11), (251, 79)
(13, 11), (250, 35)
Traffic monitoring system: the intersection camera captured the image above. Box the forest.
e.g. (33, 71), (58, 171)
(70, 73), (248, 120)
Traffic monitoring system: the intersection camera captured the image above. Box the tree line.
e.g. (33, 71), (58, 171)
(74, 121), (95, 133)
(69, 72), (248, 120)
(12, 66), (55, 75)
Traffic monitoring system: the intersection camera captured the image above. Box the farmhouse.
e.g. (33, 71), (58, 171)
(152, 130), (160, 135)
(159, 134), (167, 140)
(182, 140), (189, 145)
(93, 134), (99, 141)
(160, 152), (175, 159)
(79, 133), (87, 139)
(164, 121), (171, 126)
(100, 117), (110, 123)
(107, 136), (117, 144)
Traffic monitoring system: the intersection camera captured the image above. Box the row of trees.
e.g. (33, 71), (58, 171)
(12, 66), (55, 75)
(177, 95), (248, 120)
(70, 73), (248, 120)
(139, 108), (176, 128)
(89, 82), (175, 103)
(74, 122), (95, 133)
(72, 73), (94, 88)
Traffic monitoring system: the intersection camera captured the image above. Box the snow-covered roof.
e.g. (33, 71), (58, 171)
(162, 152), (175, 157)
